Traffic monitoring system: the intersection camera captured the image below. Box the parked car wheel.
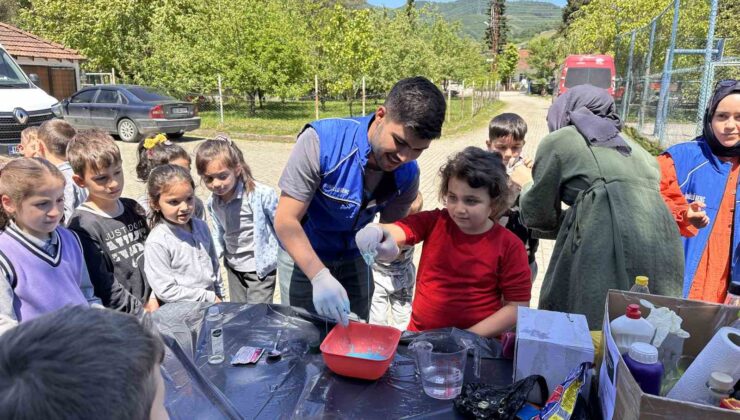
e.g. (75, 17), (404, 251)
(117, 118), (140, 143)
(166, 131), (185, 140)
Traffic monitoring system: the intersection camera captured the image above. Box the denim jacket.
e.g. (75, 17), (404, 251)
(207, 180), (279, 278)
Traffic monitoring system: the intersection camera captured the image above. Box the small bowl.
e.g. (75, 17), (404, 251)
(320, 321), (402, 380)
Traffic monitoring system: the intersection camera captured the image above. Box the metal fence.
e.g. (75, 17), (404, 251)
(614, 0), (739, 147)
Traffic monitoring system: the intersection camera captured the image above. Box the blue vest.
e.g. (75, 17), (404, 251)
(302, 114), (419, 261)
(665, 139), (740, 297)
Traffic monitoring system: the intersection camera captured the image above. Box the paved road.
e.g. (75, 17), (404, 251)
(120, 91), (554, 306)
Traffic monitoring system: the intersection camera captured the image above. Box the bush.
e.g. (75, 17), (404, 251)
(624, 126), (664, 156)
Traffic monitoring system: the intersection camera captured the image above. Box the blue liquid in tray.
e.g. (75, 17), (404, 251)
(345, 351), (386, 360)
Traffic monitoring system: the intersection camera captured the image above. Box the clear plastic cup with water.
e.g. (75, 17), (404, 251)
(409, 332), (480, 400)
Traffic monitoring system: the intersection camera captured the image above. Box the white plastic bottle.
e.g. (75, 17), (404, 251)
(206, 306), (224, 364)
(610, 304), (656, 355)
(703, 371), (734, 406)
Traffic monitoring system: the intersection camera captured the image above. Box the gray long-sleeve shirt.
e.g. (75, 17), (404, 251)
(144, 218), (224, 303)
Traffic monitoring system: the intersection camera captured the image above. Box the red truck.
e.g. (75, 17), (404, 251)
(556, 54), (617, 97)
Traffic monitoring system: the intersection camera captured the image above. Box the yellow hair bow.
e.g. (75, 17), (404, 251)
(143, 134), (168, 150)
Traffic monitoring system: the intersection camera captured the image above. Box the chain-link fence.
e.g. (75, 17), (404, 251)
(152, 76), (500, 139)
(614, 0), (739, 147)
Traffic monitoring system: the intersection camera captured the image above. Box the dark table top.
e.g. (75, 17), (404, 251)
(153, 302), (513, 420)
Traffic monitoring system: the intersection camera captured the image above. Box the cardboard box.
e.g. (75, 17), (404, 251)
(514, 306), (594, 395)
(598, 290), (740, 420)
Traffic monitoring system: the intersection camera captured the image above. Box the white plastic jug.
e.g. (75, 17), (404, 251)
(610, 304), (656, 355)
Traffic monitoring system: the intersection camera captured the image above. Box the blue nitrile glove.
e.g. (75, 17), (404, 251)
(354, 224), (399, 263)
(311, 268), (350, 326)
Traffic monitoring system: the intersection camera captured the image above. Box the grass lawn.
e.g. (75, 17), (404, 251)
(196, 97), (504, 140)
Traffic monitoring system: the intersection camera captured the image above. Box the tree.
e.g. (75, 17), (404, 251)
(0, 0), (18, 23)
(497, 43), (519, 88)
(484, 0), (507, 54)
(16, 0), (156, 82)
(563, 0), (672, 54)
(561, 0), (590, 26)
(527, 35), (564, 84)
(321, 5), (380, 115)
(143, 0), (311, 115)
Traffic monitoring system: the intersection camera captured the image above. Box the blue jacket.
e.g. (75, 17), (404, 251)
(302, 114), (419, 262)
(665, 138), (740, 297)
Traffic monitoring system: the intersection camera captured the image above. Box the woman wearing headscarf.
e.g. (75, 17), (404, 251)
(509, 84), (684, 329)
(658, 80), (740, 303)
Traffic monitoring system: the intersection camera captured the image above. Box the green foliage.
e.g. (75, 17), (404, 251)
(0, 0), (21, 23)
(16, 0), (156, 81)
(526, 35), (564, 82)
(563, 0), (673, 54)
(197, 98), (503, 138)
(561, 0), (590, 26)
(484, 0), (507, 53)
(13, 0), (489, 105)
(414, 0), (561, 44)
(497, 43), (519, 83)
(624, 126), (664, 156)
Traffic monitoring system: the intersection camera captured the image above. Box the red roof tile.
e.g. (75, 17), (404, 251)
(0, 22), (85, 61)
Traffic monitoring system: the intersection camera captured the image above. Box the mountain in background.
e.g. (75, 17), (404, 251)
(370, 0), (562, 43)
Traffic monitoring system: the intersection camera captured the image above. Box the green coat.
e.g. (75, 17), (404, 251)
(520, 126), (684, 329)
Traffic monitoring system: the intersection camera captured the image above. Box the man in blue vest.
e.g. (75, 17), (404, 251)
(275, 77), (446, 325)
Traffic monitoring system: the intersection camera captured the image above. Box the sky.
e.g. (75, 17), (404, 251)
(367, 0), (567, 8)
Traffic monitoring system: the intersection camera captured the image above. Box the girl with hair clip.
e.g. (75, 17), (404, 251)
(143, 164), (224, 304)
(0, 158), (100, 332)
(195, 134), (279, 303)
(356, 147), (532, 338)
(136, 133), (205, 219)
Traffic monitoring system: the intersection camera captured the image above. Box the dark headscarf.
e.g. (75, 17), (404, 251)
(546, 84), (632, 156)
(702, 79), (740, 157)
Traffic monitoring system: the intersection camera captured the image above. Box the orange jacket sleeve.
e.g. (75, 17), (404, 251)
(658, 153), (698, 237)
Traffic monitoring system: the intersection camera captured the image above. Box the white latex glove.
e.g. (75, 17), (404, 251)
(311, 268), (350, 326)
(355, 224), (399, 263)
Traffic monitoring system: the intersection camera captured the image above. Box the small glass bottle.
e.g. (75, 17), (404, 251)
(724, 282), (740, 306)
(704, 371), (734, 406)
(629, 276), (650, 294)
(206, 305), (224, 364)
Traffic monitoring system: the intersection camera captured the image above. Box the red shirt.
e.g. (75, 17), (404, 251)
(395, 209), (531, 331)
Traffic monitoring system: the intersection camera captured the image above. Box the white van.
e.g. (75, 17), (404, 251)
(0, 43), (58, 155)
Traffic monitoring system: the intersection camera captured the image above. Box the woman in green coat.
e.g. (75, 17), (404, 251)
(509, 85), (684, 329)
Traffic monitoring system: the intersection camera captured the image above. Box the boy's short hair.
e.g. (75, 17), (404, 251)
(488, 113), (528, 142)
(67, 129), (122, 176)
(384, 76), (446, 141)
(20, 126), (39, 143)
(0, 306), (165, 420)
(37, 119), (76, 158)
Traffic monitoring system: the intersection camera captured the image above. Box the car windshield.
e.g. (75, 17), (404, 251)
(127, 86), (175, 102)
(0, 50), (30, 88)
(564, 68), (612, 89)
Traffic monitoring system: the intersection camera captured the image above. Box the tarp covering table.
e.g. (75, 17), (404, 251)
(152, 302), (511, 419)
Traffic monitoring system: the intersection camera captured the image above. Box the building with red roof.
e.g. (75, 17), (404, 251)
(0, 22), (85, 99)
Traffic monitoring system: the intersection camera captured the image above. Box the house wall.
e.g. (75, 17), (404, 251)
(15, 57), (80, 100)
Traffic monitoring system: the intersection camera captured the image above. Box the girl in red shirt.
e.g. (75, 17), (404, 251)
(356, 147), (531, 337)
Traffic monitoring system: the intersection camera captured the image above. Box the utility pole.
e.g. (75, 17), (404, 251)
(490, 1), (499, 78)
